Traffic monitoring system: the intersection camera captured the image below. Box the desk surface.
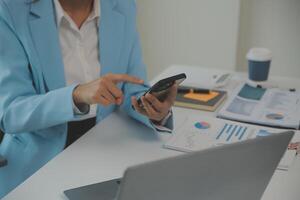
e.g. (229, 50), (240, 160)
(4, 66), (300, 200)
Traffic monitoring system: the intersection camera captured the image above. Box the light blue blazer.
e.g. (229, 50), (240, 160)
(0, 0), (172, 198)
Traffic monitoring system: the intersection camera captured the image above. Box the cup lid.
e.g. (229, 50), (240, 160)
(247, 48), (272, 62)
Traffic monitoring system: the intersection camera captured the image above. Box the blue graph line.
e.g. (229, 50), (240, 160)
(226, 124), (233, 134)
(231, 125), (238, 136)
(227, 125), (238, 141)
(226, 129), (234, 141)
(239, 127), (248, 140)
(235, 126), (243, 137)
(216, 124), (228, 140)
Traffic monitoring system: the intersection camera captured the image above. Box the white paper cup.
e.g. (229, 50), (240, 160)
(247, 48), (272, 82)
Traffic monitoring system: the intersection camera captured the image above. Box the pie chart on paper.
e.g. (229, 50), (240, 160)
(194, 121), (211, 130)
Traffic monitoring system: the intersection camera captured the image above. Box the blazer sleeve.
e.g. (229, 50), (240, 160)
(0, 7), (78, 134)
(120, 2), (174, 131)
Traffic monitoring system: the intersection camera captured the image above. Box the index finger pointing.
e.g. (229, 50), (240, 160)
(111, 74), (144, 85)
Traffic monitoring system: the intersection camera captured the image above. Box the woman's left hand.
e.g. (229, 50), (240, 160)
(131, 85), (178, 123)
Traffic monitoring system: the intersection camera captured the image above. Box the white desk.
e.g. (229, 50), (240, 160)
(4, 66), (300, 200)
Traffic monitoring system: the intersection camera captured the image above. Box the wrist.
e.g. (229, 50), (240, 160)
(73, 85), (84, 105)
(152, 110), (172, 125)
(160, 110), (172, 125)
(151, 118), (164, 125)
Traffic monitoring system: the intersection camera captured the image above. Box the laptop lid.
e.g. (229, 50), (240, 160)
(117, 131), (294, 200)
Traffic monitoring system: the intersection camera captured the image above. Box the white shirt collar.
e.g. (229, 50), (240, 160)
(54, 0), (100, 27)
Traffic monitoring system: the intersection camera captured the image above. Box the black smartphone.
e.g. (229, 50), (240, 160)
(135, 73), (186, 108)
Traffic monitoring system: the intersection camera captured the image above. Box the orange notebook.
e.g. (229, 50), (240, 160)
(175, 86), (227, 112)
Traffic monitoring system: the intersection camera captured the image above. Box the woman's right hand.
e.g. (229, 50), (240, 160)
(72, 73), (144, 107)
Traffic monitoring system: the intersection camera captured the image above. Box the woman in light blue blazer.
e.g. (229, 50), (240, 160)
(0, 0), (176, 197)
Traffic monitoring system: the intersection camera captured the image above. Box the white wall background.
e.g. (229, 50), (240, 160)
(237, 0), (300, 78)
(136, 0), (300, 80)
(137, 0), (240, 79)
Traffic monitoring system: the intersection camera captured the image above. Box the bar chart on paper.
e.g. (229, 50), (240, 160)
(164, 116), (255, 152)
(216, 123), (249, 144)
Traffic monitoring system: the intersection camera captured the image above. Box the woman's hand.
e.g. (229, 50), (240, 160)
(131, 85), (178, 123)
(73, 73), (144, 107)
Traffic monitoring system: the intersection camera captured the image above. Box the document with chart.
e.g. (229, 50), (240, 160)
(164, 115), (299, 170)
(217, 83), (300, 129)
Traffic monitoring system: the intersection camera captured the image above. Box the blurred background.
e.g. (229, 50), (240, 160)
(136, 0), (300, 79)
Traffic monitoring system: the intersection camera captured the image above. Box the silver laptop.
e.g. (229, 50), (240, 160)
(64, 131), (294, 200)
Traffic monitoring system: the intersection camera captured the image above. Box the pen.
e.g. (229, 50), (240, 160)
(178, 88), (210, 94)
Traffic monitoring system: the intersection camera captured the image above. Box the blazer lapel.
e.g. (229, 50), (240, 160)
(99, 0), (125, 75)
(28, 0), (66, 91)
(28, 0), (125, 90)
